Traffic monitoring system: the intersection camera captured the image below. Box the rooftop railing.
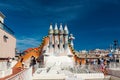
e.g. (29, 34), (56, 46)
(6, 67), (32, 80)
(109, 62), (120, 68)
(0, 22), (14, 36)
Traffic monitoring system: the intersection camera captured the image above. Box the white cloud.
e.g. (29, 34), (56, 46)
(17, 37), (41, 51)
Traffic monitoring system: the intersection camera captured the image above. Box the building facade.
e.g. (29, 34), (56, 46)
(0, 12), (16, 58)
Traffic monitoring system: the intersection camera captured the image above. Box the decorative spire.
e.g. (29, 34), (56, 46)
(59, 23), (63, 30)
(64, 24), (68, 31)
(48, 23), (53, 34)
(64, 24), (69, 34)
(59, 23), (64, 35)
(55, 23), (58, 30)
(54, 23), (58, 34)
(49, 23), (53, 30)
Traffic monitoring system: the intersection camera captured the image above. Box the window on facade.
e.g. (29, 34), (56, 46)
(3, 35), (8, 42)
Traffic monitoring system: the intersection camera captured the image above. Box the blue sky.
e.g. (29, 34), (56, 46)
(0, 0), (120, 51)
